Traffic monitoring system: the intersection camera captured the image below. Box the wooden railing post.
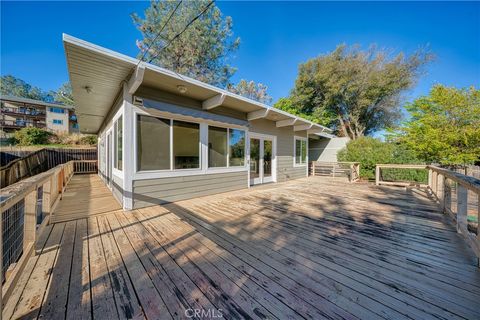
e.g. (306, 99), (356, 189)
(437, 174), (444, 209)
(375, 166), (380, 186)
(24, 190), (37, 248)
(42, 177), (52, 223)
(456, 184), (468, 234)
(332, 163), (335, 178)
(444, 179), (452, 214)
(432, 171), (438, 195)
(428, 169), (433, 190)
(312, 161), (315, 176)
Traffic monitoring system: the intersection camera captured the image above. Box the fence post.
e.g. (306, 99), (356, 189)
(437, 174), (444, 209)
(332, 163), (335, 178)
(24, 189), (37, 248)
(312, 162), (315, 176)
(456, 184), (468, 234)
(42, 178), (52, 222)
(428, 169), (433, 190)
(444, 179), (452, 214)
(375, 166), (380, 186)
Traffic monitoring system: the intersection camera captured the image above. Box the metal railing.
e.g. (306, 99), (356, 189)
(310, 161), (360, 182)
(0, 119), (46, 128)
(0, 160), (94, 303)
(375, 164), (480, 265)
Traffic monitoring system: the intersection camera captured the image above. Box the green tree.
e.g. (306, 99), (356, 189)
(227, 79), (272, 104)
(132, 0), (240, 88)
(274, 97), (332, 126)
(338, 137), (425, 180)
(394, 85), (480, 165)
(0, 75), (54, 101)
(289, 45), (433, 139)
(54, 82), (74, 105)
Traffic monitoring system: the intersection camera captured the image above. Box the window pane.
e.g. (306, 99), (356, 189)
(208, 126), (227, 168)
(301, 140), (307, 164)
(229, 129), (245, 166)
(173, 120), (199, 169)
(116, 116), (123, 170)
(295, 139), (301, 164)
(137, 115), (170, 171)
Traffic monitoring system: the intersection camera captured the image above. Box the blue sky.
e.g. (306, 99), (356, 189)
(1, 1), (479, 105)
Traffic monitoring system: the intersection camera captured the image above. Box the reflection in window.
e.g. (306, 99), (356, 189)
(295, 138), (307, 165)
(208, 126), (227, 168)
(137, 115), (170, 171)
(229, 129), (245, 166)
(114, 116), (123, 170)
(173, 120), (199, 169)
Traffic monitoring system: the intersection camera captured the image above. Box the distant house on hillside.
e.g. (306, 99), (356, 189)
(0, 95), (79, 138)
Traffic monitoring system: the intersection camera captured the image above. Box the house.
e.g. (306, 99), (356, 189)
(63, 34), (336, 210)
(0, 95), (79, 137)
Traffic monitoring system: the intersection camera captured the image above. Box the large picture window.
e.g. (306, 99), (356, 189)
(173, 120), (200, 169)
(136, 114), (246, 174)
(208, 126), (228, 168)
(229, 129), (245, 167)
(295, 138), (307, 166)
(137, 115), (170, 171)
(114, 116), (123, 170)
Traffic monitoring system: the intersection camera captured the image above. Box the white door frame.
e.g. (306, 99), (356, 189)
(249, 132), (277, 185)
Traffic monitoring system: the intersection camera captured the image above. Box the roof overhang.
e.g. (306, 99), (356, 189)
(63, 34), (333, 135)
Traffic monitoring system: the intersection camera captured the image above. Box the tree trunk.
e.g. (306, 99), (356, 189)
(337, 116), (349, 138)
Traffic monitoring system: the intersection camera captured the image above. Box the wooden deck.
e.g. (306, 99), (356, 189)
(3, 176), (480, 319)
(51, 174), (122, 223)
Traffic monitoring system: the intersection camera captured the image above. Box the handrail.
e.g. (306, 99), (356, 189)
(375, 164), (480, 265)
(375, 164), (428, 187)
(0, 160), (93, 304)
(310, 161), (360, 182)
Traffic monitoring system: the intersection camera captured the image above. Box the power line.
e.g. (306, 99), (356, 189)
(147, 0), (215, 64)
(137, 0), (183, 66)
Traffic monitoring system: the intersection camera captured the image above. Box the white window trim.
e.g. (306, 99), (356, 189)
(293, 136), (308, 167)
(132, 108), (248, 180)
(112, 106), (124, 178)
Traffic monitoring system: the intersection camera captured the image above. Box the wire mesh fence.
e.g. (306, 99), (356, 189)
(2, 199), (25, 282)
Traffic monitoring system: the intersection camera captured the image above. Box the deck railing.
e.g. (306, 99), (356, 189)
(375, 164), (480, 264)
(310, 161), (360, 182)
(1, 147), (97, 187)
(0, 160), (93, 304)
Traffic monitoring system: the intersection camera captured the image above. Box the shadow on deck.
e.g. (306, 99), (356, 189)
(3, 176), (479, 320)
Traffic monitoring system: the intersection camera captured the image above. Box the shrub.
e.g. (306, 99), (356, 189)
(13, 127), (53, 146)
(338, 137), (426, 181)
(80, 135), (97, 145)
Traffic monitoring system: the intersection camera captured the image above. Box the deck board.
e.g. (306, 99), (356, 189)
(3, 176), (479, 320)
(51, 174), (122, 223)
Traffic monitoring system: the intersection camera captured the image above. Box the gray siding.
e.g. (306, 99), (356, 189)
(133, 171), (247, 209)
(112, 174), (123, 205)
(309, 137), (349, 162)
(249, 119), (307, 182)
